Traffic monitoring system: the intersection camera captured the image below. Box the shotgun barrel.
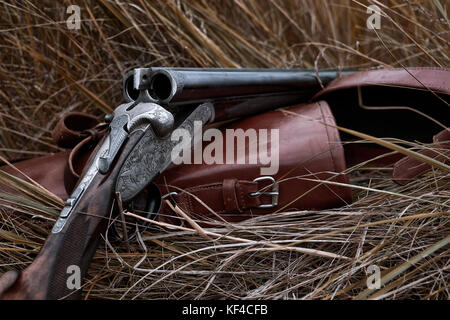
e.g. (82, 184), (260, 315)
(123, 67), (355, 121)
(123, 68), (355, 104)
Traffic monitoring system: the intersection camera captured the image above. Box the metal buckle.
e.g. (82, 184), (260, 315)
(249, 176), (279, 208)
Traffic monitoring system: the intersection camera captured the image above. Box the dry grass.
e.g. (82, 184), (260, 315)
(0, 0), (449, 299)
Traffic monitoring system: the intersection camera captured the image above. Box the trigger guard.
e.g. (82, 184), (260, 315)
(108, 183), (161, 242)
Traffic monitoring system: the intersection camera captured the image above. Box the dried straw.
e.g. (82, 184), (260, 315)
(0, 0), (448, 299)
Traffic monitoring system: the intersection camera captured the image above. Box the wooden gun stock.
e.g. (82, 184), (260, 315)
(0, 130), (144, 300)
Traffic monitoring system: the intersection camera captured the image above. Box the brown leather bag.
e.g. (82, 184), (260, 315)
(155, 101), (351, 224)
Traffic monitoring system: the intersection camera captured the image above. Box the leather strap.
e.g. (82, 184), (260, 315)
(52, 112), (101, 148)
(313, 67), (450, 100)
(160, 179), (265, 219)
(67, 124), (108, 177)
(393, 128), (450, 185)
(52, 112), (108, 192)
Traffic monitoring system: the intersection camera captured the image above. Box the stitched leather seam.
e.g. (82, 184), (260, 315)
(236, 182), (245, 212)
(318, 101), (338, 175)
(186, 184), (222, 192)
(179, 185), (228, 215)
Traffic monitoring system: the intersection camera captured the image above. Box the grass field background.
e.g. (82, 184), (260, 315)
(0, 0), (448, 299)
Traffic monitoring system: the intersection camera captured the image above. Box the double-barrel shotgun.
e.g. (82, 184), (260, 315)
(0, 67), (353, 299)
